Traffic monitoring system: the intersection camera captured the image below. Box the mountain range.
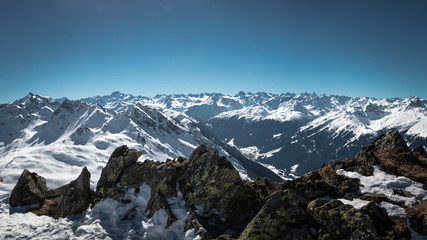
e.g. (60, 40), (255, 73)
(1, 91), (427, 195)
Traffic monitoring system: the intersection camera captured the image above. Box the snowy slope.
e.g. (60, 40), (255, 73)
(0, 94), (251, 196)
(80, 92), (427, 177)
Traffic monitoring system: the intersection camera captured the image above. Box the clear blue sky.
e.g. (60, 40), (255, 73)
(1, 0), (427, 103)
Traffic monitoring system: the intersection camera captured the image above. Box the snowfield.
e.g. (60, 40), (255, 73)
(0, 183), (200, 240)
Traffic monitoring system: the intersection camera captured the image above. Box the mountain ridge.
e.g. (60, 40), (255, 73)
(1, 91), (427, 195)
(78, 91), (427, 175)
(5, 130), (427, 239)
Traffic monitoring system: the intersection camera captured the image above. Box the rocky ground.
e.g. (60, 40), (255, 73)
(9, 130), (427, 239)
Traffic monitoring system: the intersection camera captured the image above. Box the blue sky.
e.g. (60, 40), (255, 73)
(1, 0), (427, 103)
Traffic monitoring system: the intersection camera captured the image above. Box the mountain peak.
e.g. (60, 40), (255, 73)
(372, 129), (410, 153)
(111, 91), (122, 96)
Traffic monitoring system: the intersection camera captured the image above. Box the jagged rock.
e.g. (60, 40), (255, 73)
(360, 202), (393, 236)
(53, 167), (93, 218)
(96, 145), (142, 199)
(413, 145), (426, 156)
(10, 169), (48, 207)
(10, 167), (94, 219)
(246, 177), (280, 198)
(282, 171), (346, 200)
(359, 129), (410, 155)
(306, 199), (379, 239)
(182, 145), (264, 237)
(94, 144), (263, 238)
(238, 189), (311, 240)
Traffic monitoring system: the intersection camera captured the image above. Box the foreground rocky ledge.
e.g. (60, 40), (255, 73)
(9, 130), (427, 239)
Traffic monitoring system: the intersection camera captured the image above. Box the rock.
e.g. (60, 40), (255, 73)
(238, 189), (311, 240)
(359, 129), (410, 155)
(306, 199), (379, 239)
(181, 147), (263, 237)
(360, 202), (392, 236)
(359, 193), (389, 203)
(53, 167), (93, 218)
(10, 169), (48, 207)
(413, 145), (426, 156)
(10, 167), (94, 219)
(96, 145), (142, 199)
(407, 200), (427, 235)
(94, 144), (263, 238)
(246, 177), (280, 198)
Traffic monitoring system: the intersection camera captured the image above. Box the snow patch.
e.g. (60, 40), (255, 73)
(377, 201), (406, 217)
(336, 166), (427, 206)
(0, 183), (200, 240)
(338, 198), (370, 209)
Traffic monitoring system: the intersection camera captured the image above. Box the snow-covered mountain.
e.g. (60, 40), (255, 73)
(80, 91), (427, 176)
(1, 91), (427, 195)
(1, 93), (286, 196)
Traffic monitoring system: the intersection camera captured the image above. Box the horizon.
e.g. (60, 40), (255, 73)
(3, 90), (424, 105)
(1, 0), (427, 103)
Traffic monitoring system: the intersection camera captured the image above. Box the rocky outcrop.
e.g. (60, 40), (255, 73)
(95, 144), (263, 238)
(239, 189), (310, 240)
(9, 167), (94, 219)
(307, 199), (378, 239)
(9, 129), (427, 238)
(10, 169), (48, 207)
(53, 167), (93, 218)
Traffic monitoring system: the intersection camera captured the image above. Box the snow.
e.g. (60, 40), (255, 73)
(336, 166), (427, 206)
(0, 95), (250, 195)
(290, 164), (299, 174)
(238, 146), (282, 161)
(273, 133), (282, 139)
(377, 201), (406, 217)
(0, 183), (200, 240)
(338, 198), (370, 209)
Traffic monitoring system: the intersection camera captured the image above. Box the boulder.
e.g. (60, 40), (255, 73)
(306, 199), (379, 239)
(181, 145), (263, 237)
(96, 145), (142, 199)
(53, 167), (93, 218)
(10, 167), (94, 219)
(10, 169), (48, 207)
(238, 189), (311, 240)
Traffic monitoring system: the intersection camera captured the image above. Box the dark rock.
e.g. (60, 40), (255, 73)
(360, 202), (393, 236)
(359, 129), (410, 155)
(359, 193), (389, 203)
(96, 145), (142, 199)
(413, 145), (426, 156)
(188, 144), (208, 162)
(246, 177), (280, 198)
(10, 167), (94, 219)
(10, 169), (48, 207)
(53, 167), (93, 218)
(407, 201), (427, 235)
(393, 189), (415, 198)
(238, 189), (311, 240)
(307, 198), (379, 239)
(181, 148), (263, 237)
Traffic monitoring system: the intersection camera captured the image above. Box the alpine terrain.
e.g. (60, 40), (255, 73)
(2, 130), (427, 239)
(1, 91), (427, 196)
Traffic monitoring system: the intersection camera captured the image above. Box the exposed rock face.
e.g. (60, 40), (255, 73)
(53, 167), (93, 218)
(9, 167), (94, 218)
(239, 189), (310, 240)
(307, 199), (378, 239)
(10, 169), (48, 207)
(95, 144), (263, 238)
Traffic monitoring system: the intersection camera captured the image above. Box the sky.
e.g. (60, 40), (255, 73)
(1, 0), (427, 103)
